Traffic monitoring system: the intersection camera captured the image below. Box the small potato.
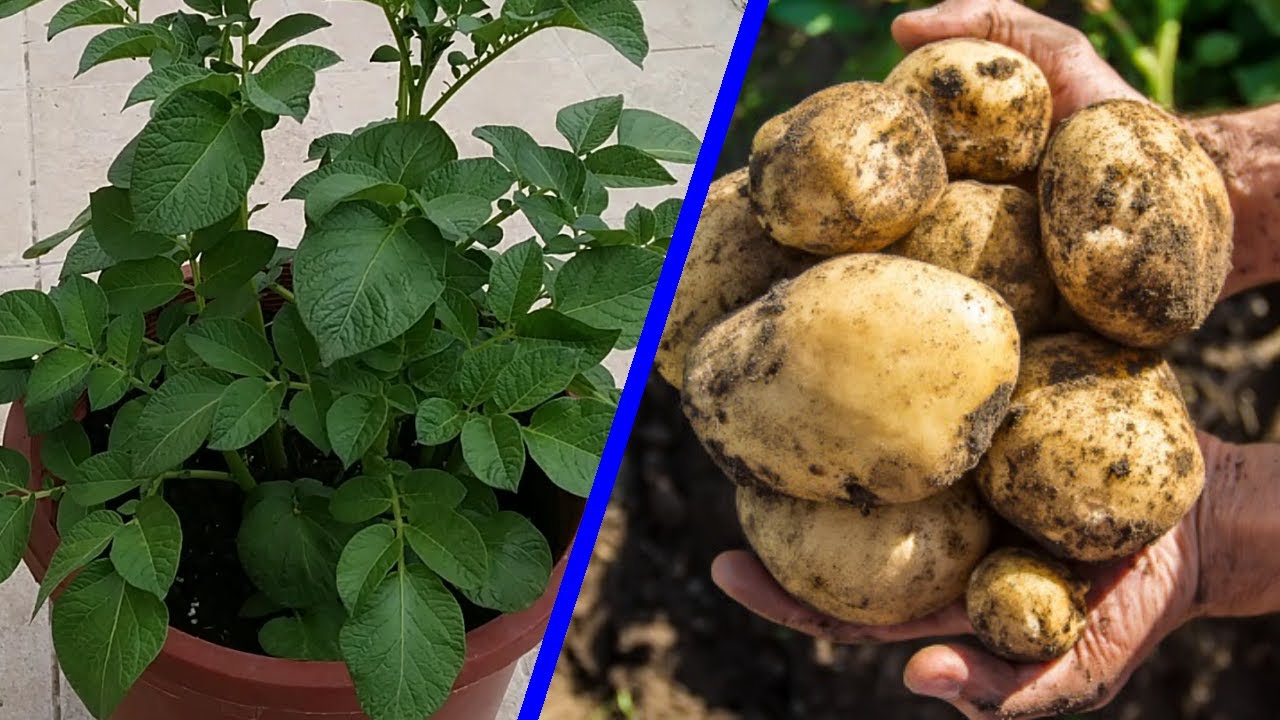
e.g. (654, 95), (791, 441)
(967, 547), (1088, 662)
(749, 82), (947, 254)
(890, 181), (1056, 333)
(976, 333), (1204, 561)
(655, 169), (815, 390)
(885, 39), (1052, 181)
(1039, 100), (1233, 347)
(684, 254), (1019, 505)
(738, 481), (992, 625)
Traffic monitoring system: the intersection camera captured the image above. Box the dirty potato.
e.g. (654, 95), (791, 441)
(656, 169), (816, 390)
(976, 333), (1204, 561)
(966, 547), (1088, 662)
(683, 254), (1020, 505)
(749, 82), (947, 254)
(886, 39), (1052, 181)
(1039, 100), (1233, 348)
(738, 481), (992, 625)
(890, 181), (1056, 333)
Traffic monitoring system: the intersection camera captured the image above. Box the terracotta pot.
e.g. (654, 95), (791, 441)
(7, 400), (577, 720)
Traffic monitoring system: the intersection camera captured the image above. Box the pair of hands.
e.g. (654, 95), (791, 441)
(713, 1), (1280, 717)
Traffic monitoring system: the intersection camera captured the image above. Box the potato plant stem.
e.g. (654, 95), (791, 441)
(221, 451), (257, 491)
(248, 299), (290, 475)
(385, 6), (414, 120)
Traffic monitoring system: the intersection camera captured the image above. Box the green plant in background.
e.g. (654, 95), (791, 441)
(0, 0), (697, 718)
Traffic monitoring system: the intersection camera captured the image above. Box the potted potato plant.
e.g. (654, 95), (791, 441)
(0, 0), (699, 718)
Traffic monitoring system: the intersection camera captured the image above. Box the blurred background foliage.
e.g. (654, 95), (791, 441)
(719, 0), (1280, 176)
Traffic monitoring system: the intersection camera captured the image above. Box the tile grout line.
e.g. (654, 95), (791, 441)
(22, 10), (41, 290)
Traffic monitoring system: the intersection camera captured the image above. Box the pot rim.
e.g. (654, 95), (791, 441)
(9, 399), (573, 697)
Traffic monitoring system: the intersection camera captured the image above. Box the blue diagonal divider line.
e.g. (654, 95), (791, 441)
(515, 1), (769, 717)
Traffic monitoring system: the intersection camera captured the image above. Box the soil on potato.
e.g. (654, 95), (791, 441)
(544, 285), (1280, 720)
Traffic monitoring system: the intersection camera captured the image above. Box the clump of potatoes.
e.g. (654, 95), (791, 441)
(661, 38), (1229, 664)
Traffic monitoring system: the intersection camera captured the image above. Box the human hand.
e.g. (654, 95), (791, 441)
(890, 0), (1147, 122)
(710, 432), (1280, 719)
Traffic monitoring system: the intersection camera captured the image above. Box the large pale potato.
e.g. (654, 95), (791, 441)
(1039, 100), (1232, 347)
(684, 254), (1020, 505)
(749, 82), (946, 254)
(656, 169), (815, 390)
(890, 181), (1056, 333)
(886, 39), (1052, 181)
(976, 333), (1204, 561)
(737, 481), (992, 625)
(966, 547), (1088, 662)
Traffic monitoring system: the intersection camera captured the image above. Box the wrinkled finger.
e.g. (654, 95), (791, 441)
(711, 550), (972, 643)
(905, 643), (1110, 719)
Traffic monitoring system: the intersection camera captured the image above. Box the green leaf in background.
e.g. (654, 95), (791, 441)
(0, 446), (30, 492)
(249, 13), (331, 61)
(131, 92), (264, 235)
(65, 451), (143, 505)
(557, 95), (624, 155)
(271, 303), (321, 378)
(556, 0), (649, 67)
(25, 382), (85, 436)
(330, 475), (392, 524)
(0, 496), (33, 583)
(52, 560), (168, 719)
(48, 0), (126, 41)
(452, 342), (515, 407)
(208, 377), (286, 450)
(514, 309), (618, 371)
(625, 204), (657, 243)
(491, 344), (579, 413)
(110, 496), (182, 598)
(404, 508), (488, 590)
(551, 245), (662, 348)
(370, 44), (400, 63)
(245, 62), (317, 122)
(421, 158), (514, 201)
(0, 0), (46, 21)
(238, 480), (349, 608)
(89, 185), (173, 261)
(435, 288), (478, 345)
(35, 509), (123, 615)
(417, 193), (492, 240)
(26, 348), (93, 407)
(87, 365), (130, 410)
(62, 229), (118, 279)
(0, 361), (29, 404)
(125, 65), (237, 110)
(107, 397), (147, 452)
(105, 312), (143, 368)
(287, 389), (332, 453)
(98, 256), (184, 315)
(1194, 30), (1243, 68)
(306, 174), (407, 222)
(473, 125), (540, 174)
(50, 275), (109, 350)
(617, 108), (700, 163)
(654, 197), (681, 239)
(327, 394), (389, 468)
(335, 120), (458, 189)
(521, 396), (614, 496)
(487, 239), (544, 324)
(397, 469), (467, 513)
(185, 318), (276, 376)
(199, 230), (279, 298)
(24, 206), (90, 260)
(295, 205), (447, 364)
(261, 44), (343, 74)
(519, 145), (586, 201)
(259, 604), (346, 661)
(767, 0), (868, 36)
(0, 290), (64, 361)
(460, 414), (525, 492)
(126, 370), (229, 476)
(336, 523), (399, 612)
(415, 398), (467, 446)
(339, 565), (465, 720)
(39, 423), (89, 483)
(586, 145), (676, 187)
(459, 511), (551, 612)
(287, 159), (389, 200)
(1236, 57), (1280, 105)
(78, 24), (174, 76)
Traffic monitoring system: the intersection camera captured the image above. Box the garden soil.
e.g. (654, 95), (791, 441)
(543, 285), (1280, 720)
